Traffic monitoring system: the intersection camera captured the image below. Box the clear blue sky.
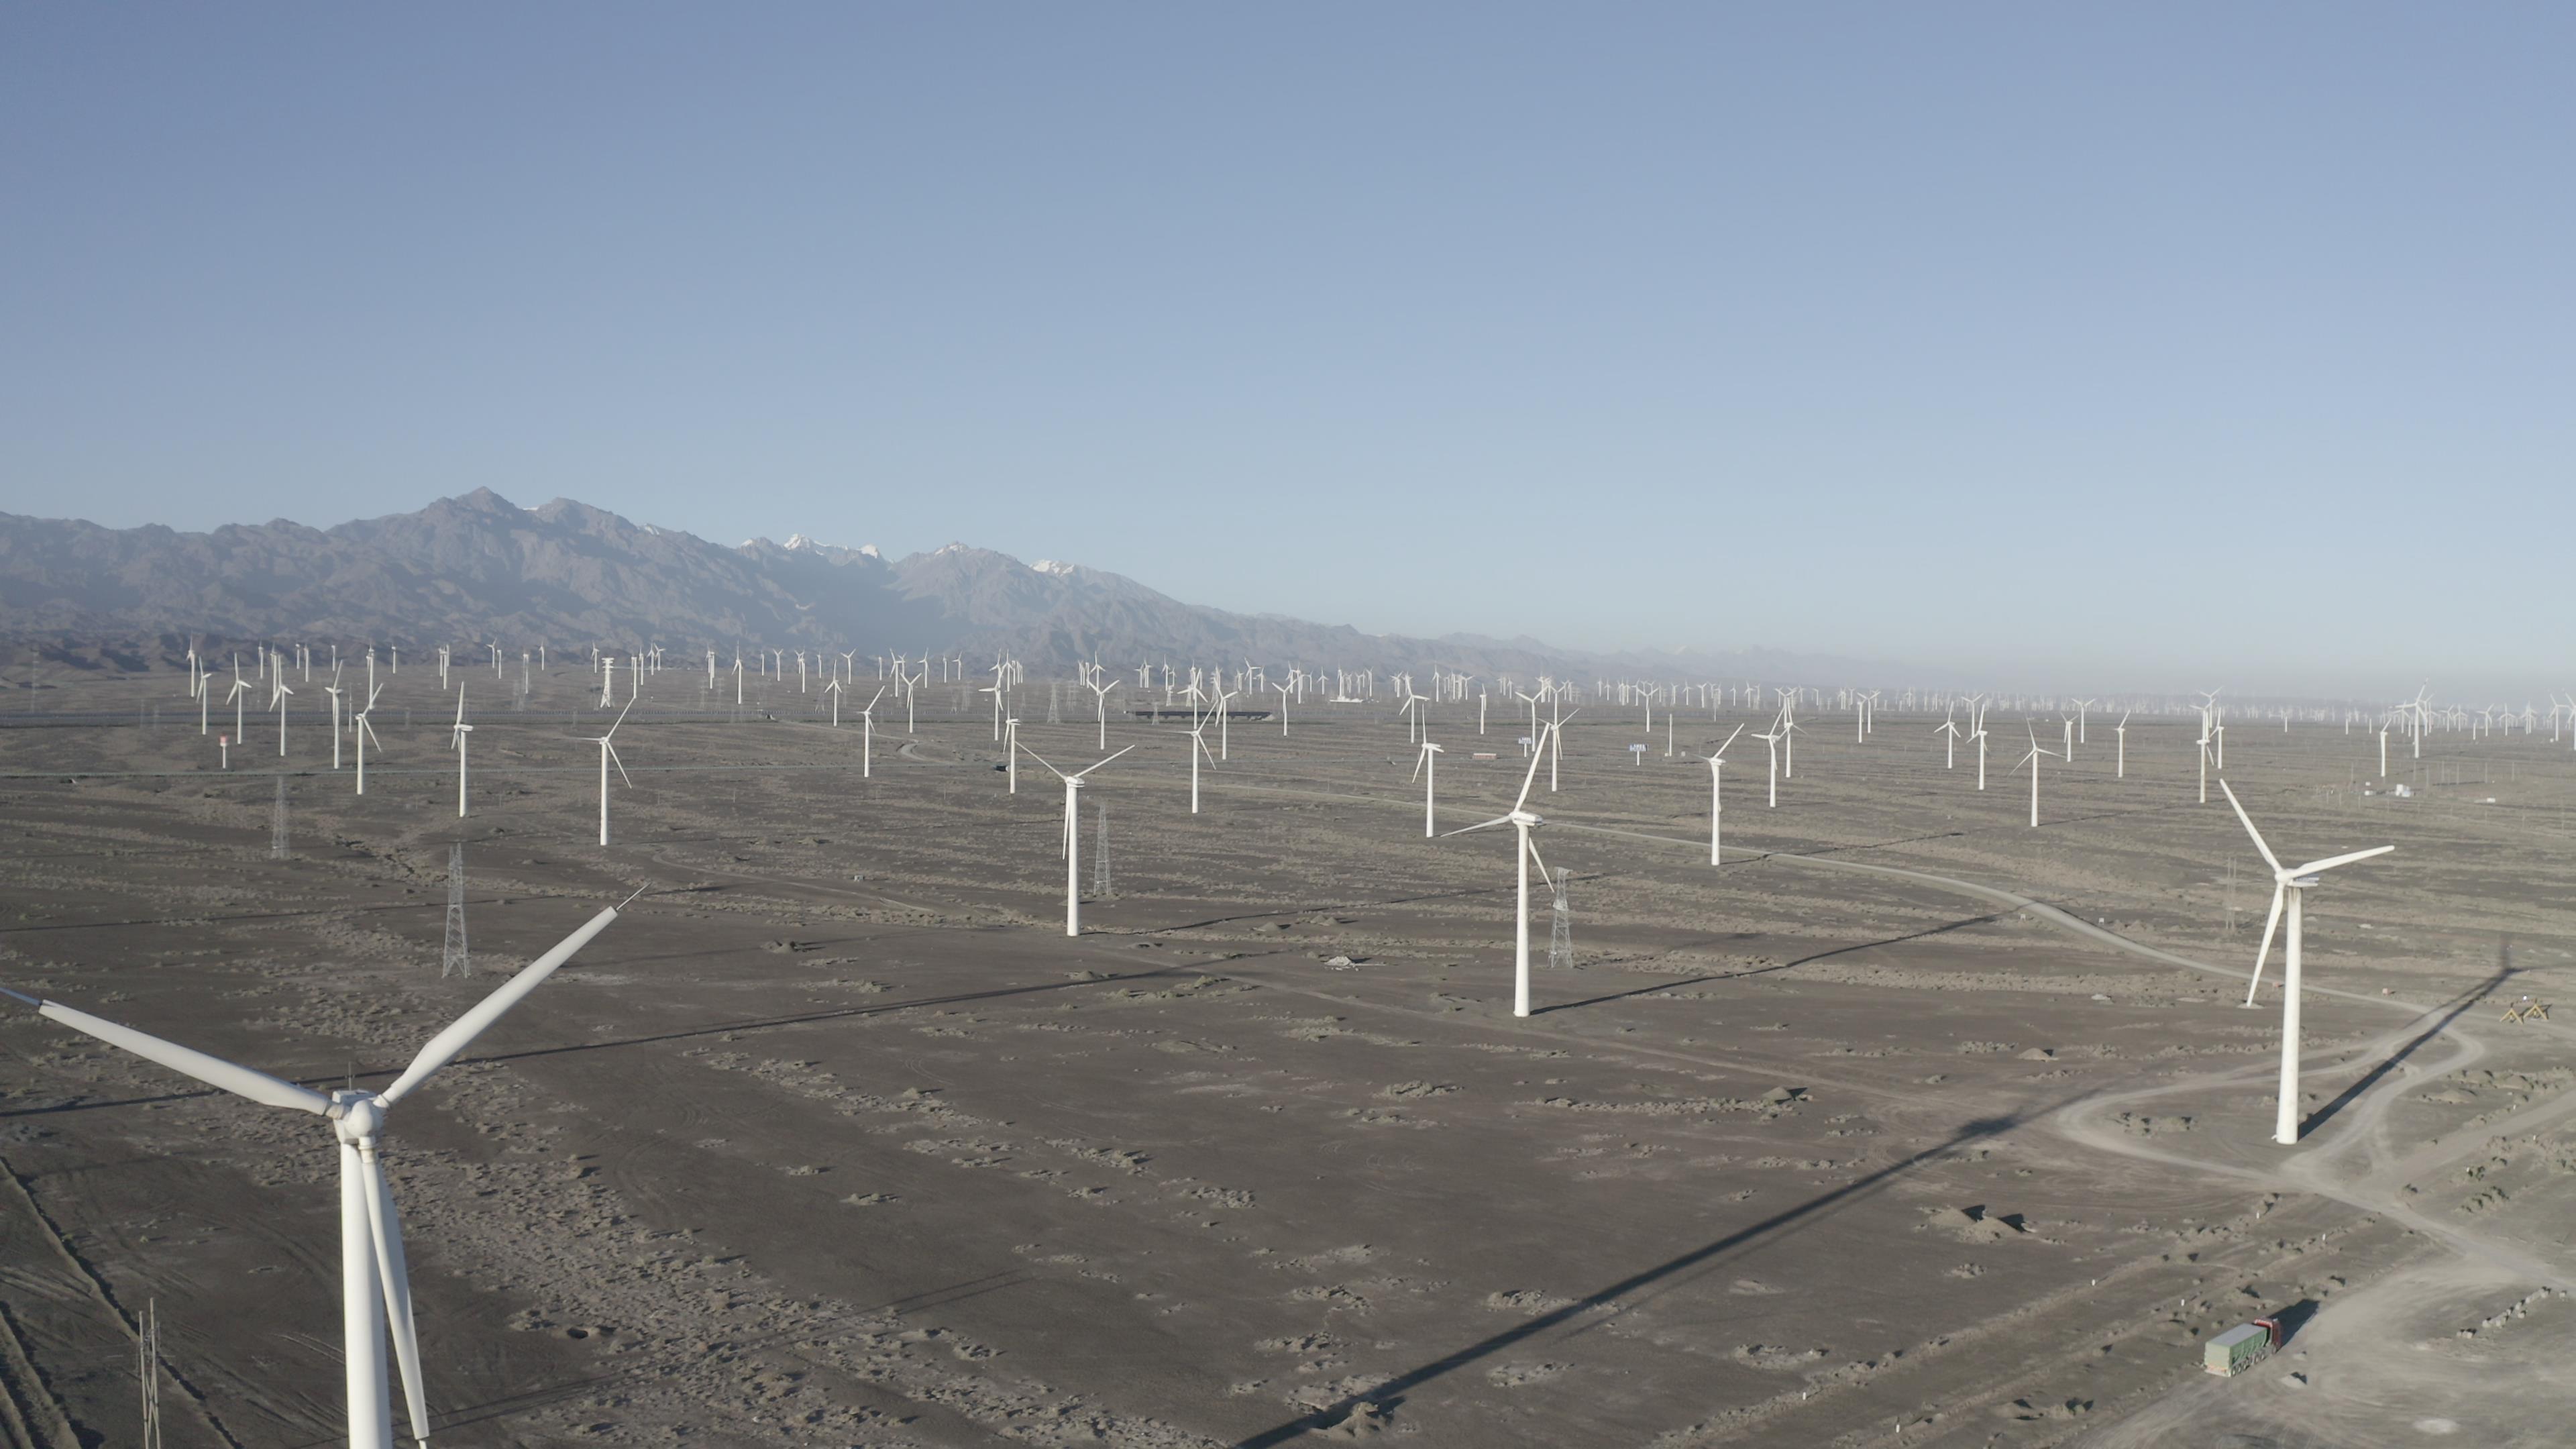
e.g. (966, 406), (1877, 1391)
(4, 6), (2568, 697)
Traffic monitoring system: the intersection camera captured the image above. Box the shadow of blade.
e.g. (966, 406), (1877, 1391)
(1232, 1102), (2063, 1448)
(2299, 965), (2510, 1138)
(1534, 912), (2006, 1015)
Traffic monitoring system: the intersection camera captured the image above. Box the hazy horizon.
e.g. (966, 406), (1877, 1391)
(5, 7), (2569, 700)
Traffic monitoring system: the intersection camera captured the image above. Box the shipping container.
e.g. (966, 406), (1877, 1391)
(2203, 1318), (2282, 1377)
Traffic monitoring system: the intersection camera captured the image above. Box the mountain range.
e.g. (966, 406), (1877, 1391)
(0, 490), (1892, 683)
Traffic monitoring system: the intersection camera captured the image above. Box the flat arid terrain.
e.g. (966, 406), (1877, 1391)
(2, 665), (2571, 1447)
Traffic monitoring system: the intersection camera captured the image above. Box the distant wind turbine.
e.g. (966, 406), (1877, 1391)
(1442, 722), (1560, 1018)
(1023, 745), (1134, 935)
(1699, 724), (1744, 864)
(449, 691), (474, 818)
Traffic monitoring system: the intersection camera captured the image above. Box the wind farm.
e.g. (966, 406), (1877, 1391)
(8, 7), (2573, 1445)
(1, 611), (2573, 1448)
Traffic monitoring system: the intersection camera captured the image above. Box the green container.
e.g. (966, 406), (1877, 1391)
(2204, 1322), (2273, 1377)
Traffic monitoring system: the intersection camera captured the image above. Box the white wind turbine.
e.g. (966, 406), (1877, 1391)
(578, 700), (636, 846)
(354, 686), (385, 795)
(274, 678), (296, 757)
(1022, 745), (1134, 935)
(226, 675), (252, 746)
(858, 686), (886, 777)
(7, 898), (630, 1449)
(1085, 673), (1121, 748)
(1212, 680), (1238, 759)
(1754, 717), (1785, 807)
(2194, 708), (2215, 804)
(824, 678), (844, 727)
(2014, 724), (2061, 828)
(2114, 710), (2131, 778)
(2219, 781), (2394, 1143)
(1411, 737), (1444, 837)
(1935, 710), (1962, 769)
(1699, 724), (1744, 864)
(1186, 711), (1218, 814)
(323, 680), (346, 770)
(1442, 723), (1559, 1018)
(449, 691), (474, 818)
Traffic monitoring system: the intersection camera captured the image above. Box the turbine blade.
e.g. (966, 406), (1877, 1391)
(1511, 725), (1550, 811)
(2216, 781), (2284, 873)
(602, 698), (637, 739)
(359, 1155), (433, 1443)
(2246, 883), (2285, 1001)
(2292, 845), (2395, 876)
(1525, 835), (1553, 888)
(23, 1001), (332, 1114)
(1717, 724), (1743, 755)
(1440, 814), (1514, 838)
(1020, 747), (1070, 781)
(378, 906), (621, 1106)
(1072, 744), (1136, 778)
(608, 743), (634, 789)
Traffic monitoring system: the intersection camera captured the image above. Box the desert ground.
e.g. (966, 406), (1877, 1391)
(1, 661), (2571, 1448)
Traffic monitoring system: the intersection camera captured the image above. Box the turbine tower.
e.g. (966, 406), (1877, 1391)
(2220, 782), (2394, 1144)
(9, 900), (631, 1449)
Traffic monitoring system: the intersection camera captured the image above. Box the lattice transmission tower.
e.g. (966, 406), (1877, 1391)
(441, 843), (471, 978)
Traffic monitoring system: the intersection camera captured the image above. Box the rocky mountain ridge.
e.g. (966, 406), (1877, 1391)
(0, 490), (1891, 682)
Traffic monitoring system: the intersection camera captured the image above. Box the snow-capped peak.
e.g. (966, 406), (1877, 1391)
(934, 541), (969, 555)
(1029, 559), (1077, 576)
(858, 543), (881, 559)
(784, 532), (817, 551)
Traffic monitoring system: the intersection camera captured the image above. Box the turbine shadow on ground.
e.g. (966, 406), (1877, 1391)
(1538, 910), (2010, 1014)
(2299, 962), (2511, 1138)
(1230, 1099), (2071, 1447)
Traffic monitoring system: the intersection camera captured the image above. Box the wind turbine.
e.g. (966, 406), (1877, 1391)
(1411, 738), (1444, 837)
(274, 678), (296, 757)
(2219, 781), (2394, 1144)
(7, 898), (630, 1449)
(226, 676), (252, 745)
(354, 687), (384, 795)
(2015, 724), (2060, 828)
(2114, 710), (2131, 778)
(579, 700), (636, 846)
(321, 672), (351, 769)
(1186, 711), (1218, 814)
(1022, 745), (1134, 935)
(1754, 717), (1785, 807)
(449, 691), (474, 818)
(1934, 712), (1962, 769)
(1699, 724), (1744, 863)
(1442, 723), (1558, 1018)
(2195, 708), (2214, 804)
(859, 686), (886, 777)
(824, 678), (844, 727)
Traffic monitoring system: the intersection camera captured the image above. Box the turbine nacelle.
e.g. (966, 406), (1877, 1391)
(329, 1090), (387, 1142)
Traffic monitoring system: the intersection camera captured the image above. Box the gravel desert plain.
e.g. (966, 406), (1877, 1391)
(2, 663), (2572, 1448)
